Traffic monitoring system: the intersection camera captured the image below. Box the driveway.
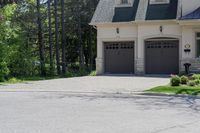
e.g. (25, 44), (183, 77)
(0, 76), (169, 93)
(0, 91), (200, 133)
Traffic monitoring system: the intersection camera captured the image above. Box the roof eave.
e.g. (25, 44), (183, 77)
(89, 21), (137, 26)
(135, 19), (177, 23)
(178, 19), (200, 25)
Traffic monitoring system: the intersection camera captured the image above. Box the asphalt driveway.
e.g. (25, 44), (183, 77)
(0, 76), (169, 93)
(0, 76), (200, 133)
(0, 91), (200, 133)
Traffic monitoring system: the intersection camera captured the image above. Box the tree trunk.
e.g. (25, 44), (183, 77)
(54, 0), (61, 75)
(88, 0), (93, 71)
(48, 0), (54, 75)
(61, 0), (66, 75)
(36, 0), (46, 76)
(76, 0), (85, 70)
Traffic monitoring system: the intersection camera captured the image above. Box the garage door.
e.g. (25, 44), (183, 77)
(145, 39), (179, 74)
(104, 42), (134, 74)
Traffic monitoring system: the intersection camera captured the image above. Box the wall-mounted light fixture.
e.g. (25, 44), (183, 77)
(160, 26), (163, 33)
(116, 28), (119, 34)
(184, 44), (191, 54)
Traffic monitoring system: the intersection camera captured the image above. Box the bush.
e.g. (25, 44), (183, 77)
(0, 62), (9, 82)
(194, 79), (200, 85)
(188, 80), (196, 86)
(180, 75), (189, 84)
(65, 69), (89, 78)
(7, 77), (23, 84)
(170, 75), (180, 86)
(192, 74), (200, 80)
(89, 71), (96, 76)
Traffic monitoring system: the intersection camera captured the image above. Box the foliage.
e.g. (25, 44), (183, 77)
(65, 69), (89, 78)
(180, 75), (189, 84)
(170, 75), (180, 86)
(7, 77), (23, 84)
(0, 62), (10, 81)
(188, 80), (196, 86)
(89, 71), (96, 76)
(194, 79), (200, 85)
(192, 74), (200, 80)
(0, 0), (99, 81)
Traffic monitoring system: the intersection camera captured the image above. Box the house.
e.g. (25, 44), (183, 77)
(90, 0), (200, 75)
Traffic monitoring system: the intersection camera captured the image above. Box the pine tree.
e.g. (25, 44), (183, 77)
(36, 0), (46, 76)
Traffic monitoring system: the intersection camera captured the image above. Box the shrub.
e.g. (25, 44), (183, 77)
(188, 80), (196, 86)
(7, 77), (23, 84)
(89, 71), (96, 76)
(0, 62), (9, 82)
(194, 79), (200, 85)
(65, 69), (89, 78)
(192, 74), (200, 80)
(180, 75), (189, 84)
(170, 75), (180, 86)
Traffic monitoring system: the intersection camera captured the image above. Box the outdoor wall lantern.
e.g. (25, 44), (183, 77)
(116, 28), (119, 34)
(159, 26), (163, 33)
(184, 44), (191, 53)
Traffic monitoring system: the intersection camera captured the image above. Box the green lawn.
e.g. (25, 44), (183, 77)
(0, 76), (59, 85)
(0, 71), (97, 85)
(145, 86), (200, 96)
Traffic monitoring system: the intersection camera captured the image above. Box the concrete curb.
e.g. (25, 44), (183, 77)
(1, 89), (200, 99)
(139, 92), (200, 99)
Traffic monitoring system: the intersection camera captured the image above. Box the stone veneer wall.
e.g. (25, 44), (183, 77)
(135, 58), (145, 75)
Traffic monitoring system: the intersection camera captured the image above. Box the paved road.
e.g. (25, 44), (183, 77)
(0, 91), (200, 133)
(0, 76), (169, 93)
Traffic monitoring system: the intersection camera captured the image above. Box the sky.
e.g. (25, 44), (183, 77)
(40, 0), (48, 4)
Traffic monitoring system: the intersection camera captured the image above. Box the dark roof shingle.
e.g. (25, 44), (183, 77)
(112, 0), (139, 22)
(181, 7), (200, 20)
(146, 0), (178, 20)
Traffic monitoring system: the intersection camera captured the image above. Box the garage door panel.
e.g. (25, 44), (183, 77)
(145, 40), (179, 74)
(104, 42), (134, 74)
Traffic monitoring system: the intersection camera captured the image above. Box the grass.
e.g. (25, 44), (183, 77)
(0, 70), (97, 85)
(0, 78), (24, 85)
(0, 76), (57, 85)
(146, 86), (200, 96)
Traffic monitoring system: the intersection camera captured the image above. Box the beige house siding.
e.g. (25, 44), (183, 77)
(95, 21), (200, 75)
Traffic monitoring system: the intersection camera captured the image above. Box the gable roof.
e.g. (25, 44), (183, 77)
(146, 0), (178, 20)
(181, 7), (200, 20)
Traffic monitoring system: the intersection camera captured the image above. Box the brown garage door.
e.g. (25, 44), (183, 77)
(104, 42), (134, 74)
(145, 39), (179, 74)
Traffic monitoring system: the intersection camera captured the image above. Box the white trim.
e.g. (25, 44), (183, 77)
(90, 20), (178, 26)
(115, 0), (133, 7)
(195, 31), (200, 58)
(146, 38), (179, 41)
(149, 0), (170, 5)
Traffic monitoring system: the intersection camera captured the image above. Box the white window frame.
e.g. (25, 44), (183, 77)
(121, 0), (128, 4)
(115, 0), (133, 7)
(149, 0), (170, 5)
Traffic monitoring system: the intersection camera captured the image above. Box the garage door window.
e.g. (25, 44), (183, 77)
(196, 33), (200, 57)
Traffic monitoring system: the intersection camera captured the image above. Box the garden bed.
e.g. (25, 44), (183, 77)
(145, 74), (200, 96)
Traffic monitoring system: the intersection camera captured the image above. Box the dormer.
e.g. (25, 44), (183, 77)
(115, 0), (133, 7)
(149, 0), (170, 5)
